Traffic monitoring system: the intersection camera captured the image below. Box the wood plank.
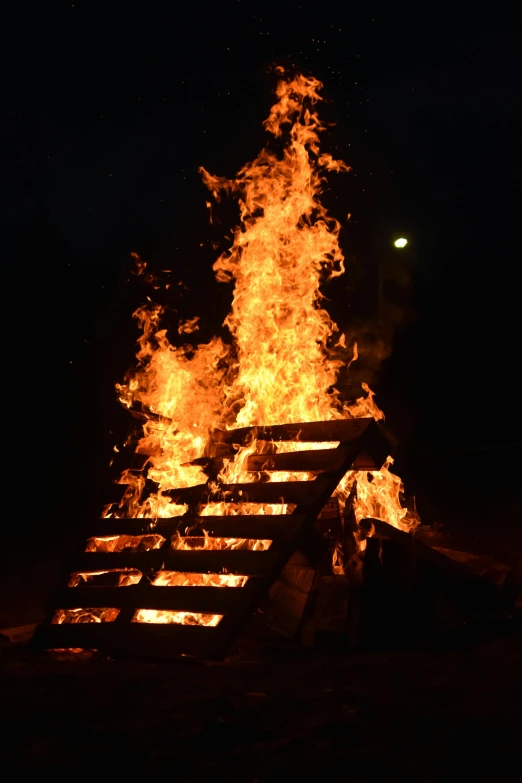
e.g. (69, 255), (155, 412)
(195, 442), (384, 474)
(70, 548), (277, 576)
(265, 564), (316, 638)
(31, 622), (223, 659)
(173, 514), (302, 541)
(246, 447), (352, 473)
(315, 496), (342, 538)
(243, 445), (388, 473)
(318, 497), (341, 520)
(213, 417), (375, 445)
(430, 546), (512, 588)
(360, 518), (500, 594)
(49, 584), (255, 614)
(89, 514), (302, 541)
(165, 479), (326, 506)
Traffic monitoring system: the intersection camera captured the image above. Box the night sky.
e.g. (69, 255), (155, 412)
(2, 4), (521, 539)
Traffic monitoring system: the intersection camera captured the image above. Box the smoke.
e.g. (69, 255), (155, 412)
(335, 241), (418, 401)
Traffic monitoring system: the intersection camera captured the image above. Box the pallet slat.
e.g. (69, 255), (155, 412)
(165, 479), (329, 506)
(246, 447), (352, 473)
(89, 514), (303, 541)
(50, 584), (256, 613)
(213, 417), (376, 445)
(70, 548), (277, 576)
(32, 622), (223, 659)
(158, 443), (382, 480)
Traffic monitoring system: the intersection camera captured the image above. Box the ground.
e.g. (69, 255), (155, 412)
(1, 519), (521, 778)
(1, 633), (521, 779)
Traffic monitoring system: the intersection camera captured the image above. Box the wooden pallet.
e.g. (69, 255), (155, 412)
(33, 417), (389, 659)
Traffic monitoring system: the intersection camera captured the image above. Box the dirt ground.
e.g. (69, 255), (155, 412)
(1, 517), (521, 778)
(1, 631), (521, 779)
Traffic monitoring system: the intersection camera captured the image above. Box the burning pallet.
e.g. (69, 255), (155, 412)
(33, 417), (389, 659)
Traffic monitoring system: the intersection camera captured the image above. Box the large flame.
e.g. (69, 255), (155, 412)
(66, 72), (418, 628)
(115, 71), (413, 530)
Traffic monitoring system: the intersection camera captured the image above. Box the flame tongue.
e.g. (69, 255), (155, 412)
(201, 74), (350, 428)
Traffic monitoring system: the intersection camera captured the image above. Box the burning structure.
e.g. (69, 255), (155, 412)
(34, 72), (517, 658)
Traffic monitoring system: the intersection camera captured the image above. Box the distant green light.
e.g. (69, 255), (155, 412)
(394, 237), (408, 248)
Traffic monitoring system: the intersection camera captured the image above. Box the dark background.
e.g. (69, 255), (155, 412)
(2, 4), (521, 544)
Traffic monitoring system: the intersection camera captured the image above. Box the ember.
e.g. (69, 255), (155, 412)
(151, 572), (249, 588)
(68, 570), (142, 587)
(133, 610), (222, 627)
(86, 535), (165, 552)
(52, 608), (120, 624)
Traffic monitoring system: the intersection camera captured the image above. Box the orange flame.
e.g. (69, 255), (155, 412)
(52, 608), (120, 624)
(171, 531), (272, 551)
(133, 610), (222, 627)
(118, 75), (412, 540)
(152, 572), (248, 588)
(67, 73), (419, 630)
(107, 72), (417, 595)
